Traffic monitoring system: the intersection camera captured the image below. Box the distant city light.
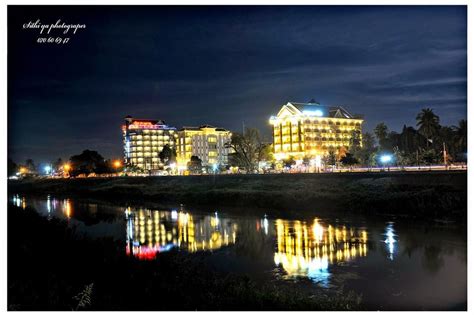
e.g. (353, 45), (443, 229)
(44, 165), (51, 174)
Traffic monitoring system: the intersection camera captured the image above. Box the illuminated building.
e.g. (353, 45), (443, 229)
(125, 208), (238, 260)
(273, 218), (368, 285)
(176, 125), (232, 167)
(122, 116), (177, 171)
(269, 101), (363, 160)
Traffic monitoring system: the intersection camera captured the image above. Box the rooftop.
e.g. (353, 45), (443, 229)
(181, 125), (229, 132)
(274, 101), (362, 119)
(124, 116), (167, 125)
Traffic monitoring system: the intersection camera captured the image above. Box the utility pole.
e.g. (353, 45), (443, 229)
(242, 121), (245, 134)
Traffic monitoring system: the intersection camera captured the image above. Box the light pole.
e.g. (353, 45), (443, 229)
(63, 163), (71, 177)
(380, 154), (392, 171)
(44, 165), (52, 177)
(19, 167), (28, 176)
(443, 142), (448, 170)
(113, 160), (123, 176)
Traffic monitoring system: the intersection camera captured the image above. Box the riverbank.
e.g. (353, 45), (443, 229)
(8, 171), (467, 221)
(8, 204), (362, 311)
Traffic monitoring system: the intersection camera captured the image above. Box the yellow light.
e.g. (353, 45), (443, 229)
(19, 167), (27, 174)
(63, 164), (71, 171)
(113, 160), (122, 168)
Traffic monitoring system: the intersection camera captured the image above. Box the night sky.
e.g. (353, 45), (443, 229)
(8, 5), (467, 164)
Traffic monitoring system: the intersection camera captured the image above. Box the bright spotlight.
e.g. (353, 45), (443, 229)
(380, 155), (392, 163)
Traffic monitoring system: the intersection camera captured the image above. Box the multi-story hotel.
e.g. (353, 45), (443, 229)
(176, 125), (232, 167)
(122, 116), (177, 171)
(269, 101), (363, 160)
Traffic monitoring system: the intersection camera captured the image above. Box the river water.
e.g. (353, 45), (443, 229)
(10, 194), (466, 310)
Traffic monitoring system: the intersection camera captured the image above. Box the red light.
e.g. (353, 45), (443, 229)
(129, 245), (160, 260)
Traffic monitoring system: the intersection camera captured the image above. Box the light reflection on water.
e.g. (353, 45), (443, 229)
(273, 219), (368, 287)
(10, 194), (467, 310)
(125, 207), (238, 260)
(384, 222), (397, 260)
(12, 194), (26, 209)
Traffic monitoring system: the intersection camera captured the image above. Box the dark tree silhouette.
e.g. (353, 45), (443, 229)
(25, 158), (36, 172)
(225, 127), (271, 173)
(187, 155), (203, 174)
(52, 158), (63, 172)
(416, 108), (440, 146)
(340, 153), (358, 166)
(453, 119), (467, 153)
(69, 150), (107, 176)
(8, 158), (18, 176)
(159, 144), (177, 165)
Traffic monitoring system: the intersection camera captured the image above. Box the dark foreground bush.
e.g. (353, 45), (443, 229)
(8, 205), (362, 311)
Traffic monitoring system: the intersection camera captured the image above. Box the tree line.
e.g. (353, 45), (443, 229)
(8, 143), (179, 177)
(315, 108), (467, 168)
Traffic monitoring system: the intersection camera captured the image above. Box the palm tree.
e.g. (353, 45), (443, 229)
(399, 125), (421, 153)
(374, 123), (388, 143)
(416, 108), (440, 146)
(453, 119), (467, 153)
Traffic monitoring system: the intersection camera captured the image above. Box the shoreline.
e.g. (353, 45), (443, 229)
(8, 171), (467, 221)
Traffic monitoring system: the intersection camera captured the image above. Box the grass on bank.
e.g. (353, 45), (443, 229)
(9, 171), (467, 221)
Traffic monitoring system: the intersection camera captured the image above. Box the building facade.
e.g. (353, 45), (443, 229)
(122, 116), (177, 171)
(176, 125), (232, 167)
(269, 101), (363, 160)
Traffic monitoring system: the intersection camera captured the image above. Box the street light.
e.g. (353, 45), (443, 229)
(44, 165), (51, 175)
(380, 154), (392, 171)
(63, 163), (71, 177)
(113, 160), (122, 176)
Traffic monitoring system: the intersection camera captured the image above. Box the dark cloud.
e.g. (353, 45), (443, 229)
(8, 5), (467, 163)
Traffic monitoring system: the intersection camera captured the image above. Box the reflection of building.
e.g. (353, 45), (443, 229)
(274, 218), (368, 284)
(176, 125), (232, 167)
(125, 208), (238, 260)
(122, 116), (178, 171)
(269, 101), (363, 160)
